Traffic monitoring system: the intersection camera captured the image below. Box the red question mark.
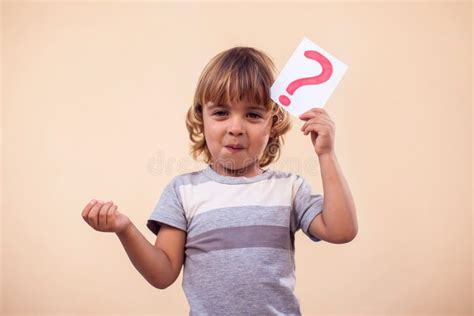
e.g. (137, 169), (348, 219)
(279, 50), (333, 106)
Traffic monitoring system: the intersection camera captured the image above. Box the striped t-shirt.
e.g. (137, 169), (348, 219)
(147, 164), (324, 315)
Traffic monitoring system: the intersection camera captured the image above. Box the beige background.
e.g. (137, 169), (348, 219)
(1, 1), (472, 315)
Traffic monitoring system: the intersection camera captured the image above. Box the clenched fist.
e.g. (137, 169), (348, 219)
(82, 199), (131, 234)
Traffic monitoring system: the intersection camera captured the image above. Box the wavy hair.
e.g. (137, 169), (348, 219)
(185, 46), (291, 168)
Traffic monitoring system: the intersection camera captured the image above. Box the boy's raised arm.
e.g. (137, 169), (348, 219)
(299, 108), (358, 243)
(317, 152), (358, 242)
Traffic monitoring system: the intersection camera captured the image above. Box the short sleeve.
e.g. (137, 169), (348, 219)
(147, 177), (187, 235)
(293, 176), (324, 242)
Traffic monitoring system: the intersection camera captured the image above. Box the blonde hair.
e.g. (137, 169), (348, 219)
(185, 46), (291, 168)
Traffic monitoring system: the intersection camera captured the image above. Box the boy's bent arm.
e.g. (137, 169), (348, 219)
(116, 222), (176, 289)
(315, 152), (358, 243)
(153, 223), (186, 287)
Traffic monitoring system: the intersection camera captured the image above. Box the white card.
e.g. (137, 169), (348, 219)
(270, 36), (348, 117)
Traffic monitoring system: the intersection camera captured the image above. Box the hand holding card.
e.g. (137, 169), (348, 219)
(299, 108), (336, 157)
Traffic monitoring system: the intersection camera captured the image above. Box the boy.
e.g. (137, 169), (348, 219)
(82, 46), (357, 315)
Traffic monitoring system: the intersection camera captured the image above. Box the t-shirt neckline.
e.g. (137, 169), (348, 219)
(202, 164), (273, 184)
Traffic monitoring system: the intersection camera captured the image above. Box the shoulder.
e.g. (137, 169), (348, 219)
(162, 167), (212, 195)
(266, 168), (307, 192)
(169, 167), (209, 185)
(268, 168), (305, 183)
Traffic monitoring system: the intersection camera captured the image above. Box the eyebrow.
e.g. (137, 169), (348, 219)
(207, 103), (266, 111)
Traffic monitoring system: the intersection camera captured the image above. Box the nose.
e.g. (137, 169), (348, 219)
(227, 117), (245, 136)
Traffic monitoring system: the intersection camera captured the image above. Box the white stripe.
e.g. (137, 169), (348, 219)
(179, 175), (304, 219)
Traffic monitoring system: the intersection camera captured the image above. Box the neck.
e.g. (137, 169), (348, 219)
(210, 162), (263, 177)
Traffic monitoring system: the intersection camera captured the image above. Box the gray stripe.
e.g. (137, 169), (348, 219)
(186, 225), (293, 256)
(187, 205), (294, 237)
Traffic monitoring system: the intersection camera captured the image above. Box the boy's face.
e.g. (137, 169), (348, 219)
(202, 99), (273, 177)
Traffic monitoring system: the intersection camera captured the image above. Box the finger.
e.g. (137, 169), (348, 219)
(300, 117), (322, 130)
(305, 124), (332, 136)
(299, 108), (326, 120)
(300, 118), (314, 131)
(303, 122), (328, 135)
(88, 200), (104, 227)
(82, 199), (98, 219)
(98, 201), (114, 229)
(311, 107), (328, 115)
(299, 111), (329, 123)
(299, 112), (316, 121)
(300, 117), (333, 132)
(300, 107), (324, 116)
(309, 108), (331, 122)
(310, 116), (334, 129)
(107, 205), (118, 229)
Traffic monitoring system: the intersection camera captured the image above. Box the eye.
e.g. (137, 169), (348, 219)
(212, 111), (228, 117)
(247, 112), (263, 119)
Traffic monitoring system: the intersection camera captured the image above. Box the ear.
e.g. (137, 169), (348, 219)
(272, 114), (279, 123)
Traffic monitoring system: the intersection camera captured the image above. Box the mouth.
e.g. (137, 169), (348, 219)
(226, 144), (244, 149)
(225, 145), (244, 152)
